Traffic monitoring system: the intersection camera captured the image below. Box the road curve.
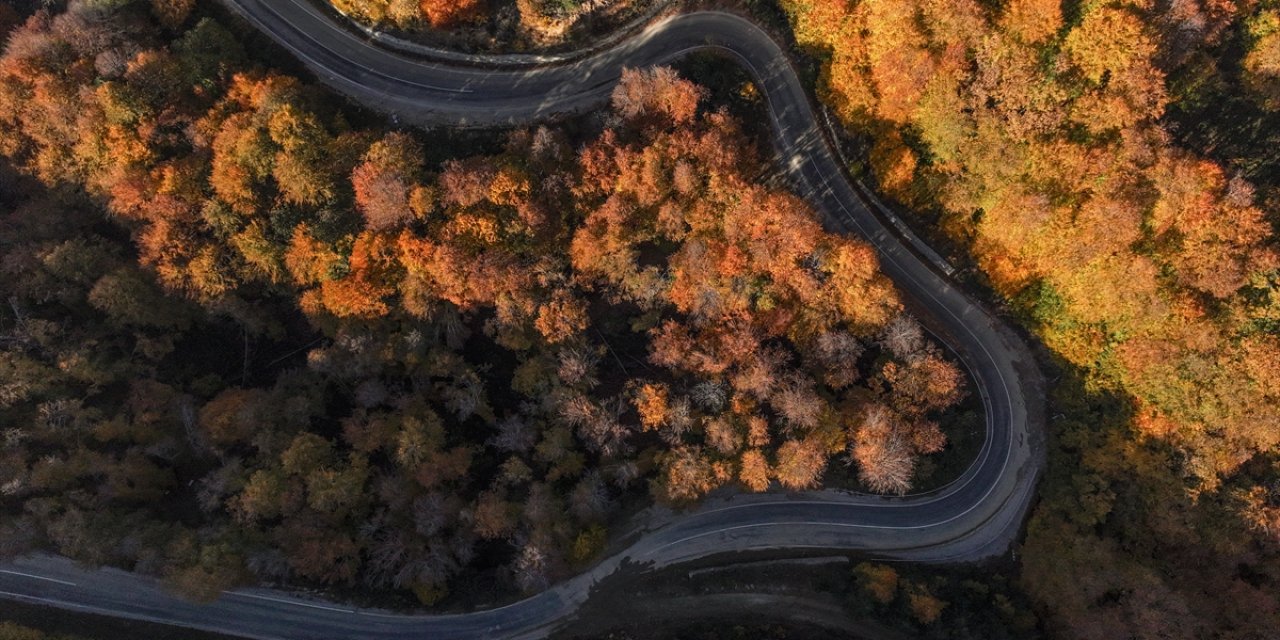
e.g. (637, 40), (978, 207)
(0, 3), (1045, 639)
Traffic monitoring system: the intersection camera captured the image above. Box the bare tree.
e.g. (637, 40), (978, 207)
(440, 371), (485, 421)
(412, 493), (450, 537)
(513, 541), (551, 592)
(570, 471), (611, 523)
(814, 330), (865, 389)
(661, 395), (694, 446)
(690, 380), (727, 412)
(705, 416), (743, 455)
(246, 548), (292, 582)
(851, 405), (915, 495)
(576, 396), (631, 458)
(37, 398), (82, 431)
(354, 379), (389, 408)
(364, 525), (411, 588)
(880, 314), (926, 362)
(490, 414), (537, 453)
(557, 392), (596, 430)
(608, 460), (641, 489)
(521, 483), (561, 529)
(557, 345), (600, 388)
(771, 375), (824, 434)
(433, 303), (470, 351)
(731, 346), (786, 399)
(196, 458), (244, 513)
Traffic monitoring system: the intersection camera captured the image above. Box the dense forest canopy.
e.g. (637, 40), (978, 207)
(786, 0), (1280, 484)
(3, 0), (1280, 637)
(780, 0), (1280, 635)
(0, 1), (964, 604)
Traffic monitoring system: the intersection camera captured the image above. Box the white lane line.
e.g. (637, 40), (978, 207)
(275, 0), (473, 93)
(0, 590), (290, 640)
(224, 591), (357, 614)
(0, 570), (77, 586)
(0, 590), (104, 610)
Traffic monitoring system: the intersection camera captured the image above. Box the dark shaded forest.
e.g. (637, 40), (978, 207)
(0, 0), (964, 606)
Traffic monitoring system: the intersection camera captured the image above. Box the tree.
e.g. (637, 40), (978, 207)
(869, 129), (918, 199)
(151, 0), (195, 30)
(235, 469), (294, 523)
(316, 232), (398, 318)
(611, 67), (704, 127)
(1244, 9), (1280, 109)
(1064, 8), (1158, 86)
(739, 449), (771, 491)
(812, 331), (864, 389)
(421, 0), (484, 29)
(705, 417), (743, 455)
(1148, 155), (1275, 298)
(88, 267), (192, 329)
(632, 383), (670, 431)
(772, 438), (827, 490)
(174, 19), (248, 91)
(285, 224), (344, 286)
(851, 406), (914, 495)
(660, 447), (724, 502)
(907, 583), (948, 624)
(771, 376), (825, 434)
(569, 524), (607, 565)
(881, 354), (964, 415)
(209, 112), (273, 214)
(472, 492), (517, 540)
(281, 432), (335, 477)
(862, 0), (938, 123)
(534, 290), (588, 343)
(512, 540), (552, 593)
(271, 122), (342, 207)
(854, 562), (899, 605)
(199, 388), (274, 448)
(280, 521), (361, 584)
(999, 0), (1062, 45)
(304, 455), (369, 517)
(352, 132), (423, 231)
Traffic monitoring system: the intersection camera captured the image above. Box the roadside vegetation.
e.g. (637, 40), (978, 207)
(329, 0), (656, 49)
(0, 0), (964, 607)
(0, 622), (84, 640)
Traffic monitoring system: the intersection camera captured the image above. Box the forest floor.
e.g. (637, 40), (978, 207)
(553, 553), (910, 640)
(0, 601), (238, 640)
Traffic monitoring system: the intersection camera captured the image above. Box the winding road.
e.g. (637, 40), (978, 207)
(0, 2), (1046, 639)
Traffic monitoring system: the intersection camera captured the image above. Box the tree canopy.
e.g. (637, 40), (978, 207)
(0, 1), (963, 604)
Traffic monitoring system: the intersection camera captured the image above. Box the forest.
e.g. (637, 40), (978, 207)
(0, 0), (965, 605)
(781, 0), (1280, 635)
(3, 0), (1280, 637)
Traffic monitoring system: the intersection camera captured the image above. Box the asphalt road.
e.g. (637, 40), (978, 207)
(0, 4), (1046, 639)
